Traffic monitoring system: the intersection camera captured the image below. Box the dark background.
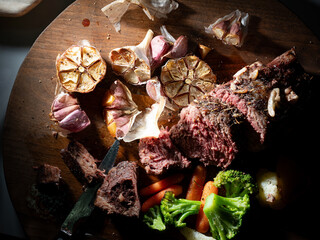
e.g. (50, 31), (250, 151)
(1, 0), (320, 239)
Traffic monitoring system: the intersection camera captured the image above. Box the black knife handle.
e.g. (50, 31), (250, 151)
(56, 230), (72, 240)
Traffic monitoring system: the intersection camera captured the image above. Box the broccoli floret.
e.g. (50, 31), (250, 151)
(214, 170), (256, 198)
(143, 205), (166, 231)
(203, 193), (250, 240)
(160, 191), (201, 228)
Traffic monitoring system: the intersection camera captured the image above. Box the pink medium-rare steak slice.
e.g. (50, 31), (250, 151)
(94, 161), (140, 217)
(170, 94), (243, 168)
(139, 128), (191, 175)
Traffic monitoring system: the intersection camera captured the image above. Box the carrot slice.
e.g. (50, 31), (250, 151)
(186, 165), (207, 201)
(141, 185), (183, 212)
(196, 181), (218, 233)
(139, 173), (184, 197)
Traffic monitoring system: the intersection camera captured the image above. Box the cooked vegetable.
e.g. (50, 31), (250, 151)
(141, 185), (182, 212)
(180, 227), (215, 240)
(203, 170), (256, 240)
(196, 181), (218, 233)
(143, 205), (166, 231)
(186, 165), (207, 201)
(160, 55), (217, 107)
(160, 191), (201, 228)
(56, 42), (106, 93)
(256, 169), (284, 209)
(203, 193), (250, 240)
(139, 173), (184, 197)
(213, 170), (257, 198)
(109, 30), (154, 85)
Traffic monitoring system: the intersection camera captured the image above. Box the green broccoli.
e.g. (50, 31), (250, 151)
(213, 170), (257, 198)
(203, 193), (250, 240)
(143, 205), (166, 231)
(160, 191), (201, 228)
(203, 170), (257, 240)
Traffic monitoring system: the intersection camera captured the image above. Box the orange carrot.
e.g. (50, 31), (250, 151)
(139, 173), (184, 197)
(141, 185), (183, 212)
(186, 165), (207, 201)
(196, 181), (218, 233)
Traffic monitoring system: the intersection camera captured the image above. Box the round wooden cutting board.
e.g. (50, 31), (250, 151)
(3, 0), (320, 239)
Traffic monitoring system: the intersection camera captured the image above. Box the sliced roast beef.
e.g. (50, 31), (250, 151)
(170, 94), (243, 168)
(61, 140), (104, 185)
(94, 161), (140, 217)
(36, 163), (61, 187)
(213, 48), (307, 143)
(139, 128), (191, 175)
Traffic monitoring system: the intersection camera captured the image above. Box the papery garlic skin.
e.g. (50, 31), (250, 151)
(101, 0), (178, 32)
(109, 30), (154, 85)
(123, 96), (166, 142)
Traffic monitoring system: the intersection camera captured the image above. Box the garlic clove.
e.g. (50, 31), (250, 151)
(150, 35), (172, 70)
(198, 44), (212, 59)
(205, 10), (249, 47)
(103, 80), (141, 139)
(267, 88), (281, 117)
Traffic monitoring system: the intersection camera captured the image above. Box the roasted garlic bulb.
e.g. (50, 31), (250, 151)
(160, 56), (217, 107)
(109, 30), (153, 85)
(56, 43), (107, 93)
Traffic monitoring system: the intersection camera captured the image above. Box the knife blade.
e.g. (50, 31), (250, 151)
(59, 139), (120, 238)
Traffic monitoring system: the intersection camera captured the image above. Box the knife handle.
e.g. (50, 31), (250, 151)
(56, 230), (72, 240)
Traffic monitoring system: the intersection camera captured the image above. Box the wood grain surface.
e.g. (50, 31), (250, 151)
(2, 0), (320, 239)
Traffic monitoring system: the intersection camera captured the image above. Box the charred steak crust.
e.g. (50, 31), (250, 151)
(170, 94), (243, 168)
(139, 128), (191, 175)
(94, 161), (140, 217)
(213, 48), (308, 143)
(60, 140), (104, 185)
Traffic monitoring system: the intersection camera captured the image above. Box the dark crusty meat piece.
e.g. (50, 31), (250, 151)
(61, 140), (104, 185)
(36, 163), (61, 186)
(139, 128), (191, 175)
(94, 161), (140, 217)
(170, 94), (243, 168)
(213, 48), (307, 143)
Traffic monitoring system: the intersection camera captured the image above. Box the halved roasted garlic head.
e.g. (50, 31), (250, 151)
(160, 56), (217, 107)
(56, 44), (107, 93)
(109, 30), (153, 85)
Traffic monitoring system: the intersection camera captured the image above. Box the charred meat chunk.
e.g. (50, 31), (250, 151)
(61, 140), (104, 185)
(139, 128), (191, 175)
(35, 163), (61, 192)
(213, 48), (309, 143)
(94, 161), (140, 217)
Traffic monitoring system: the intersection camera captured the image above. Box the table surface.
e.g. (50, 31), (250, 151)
(1, 0), (320, 239)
